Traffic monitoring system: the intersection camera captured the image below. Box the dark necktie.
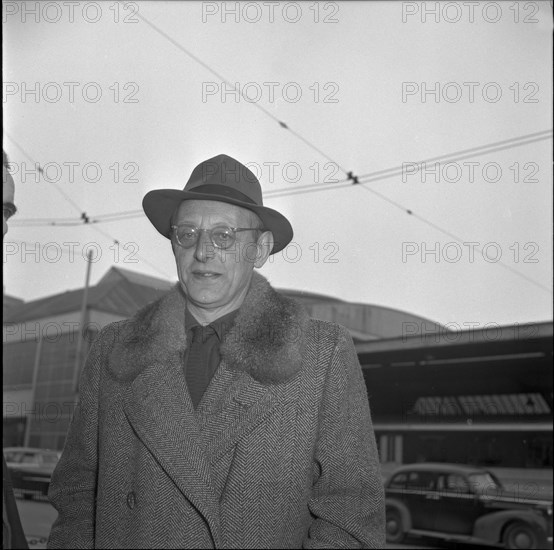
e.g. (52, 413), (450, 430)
(185, 325), (215, 409)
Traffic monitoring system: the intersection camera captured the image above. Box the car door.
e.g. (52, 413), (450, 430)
(405, 471), (438, 531)
(4, 450), (25, 492)
(434, 473), (478, 535)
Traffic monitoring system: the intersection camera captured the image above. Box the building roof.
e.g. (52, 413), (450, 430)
(356, 320), (553, 362)
(96, 267), (175, 290)
(3, 267), (443, 340)
(280, 288), (442, 341)
(3, 267), (173, 323)
(3, 293), (24, 318)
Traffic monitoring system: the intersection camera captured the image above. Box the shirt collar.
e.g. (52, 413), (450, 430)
(185, 307), (239, 342)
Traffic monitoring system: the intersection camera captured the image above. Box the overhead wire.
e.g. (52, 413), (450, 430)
(355, 185), (552, 295)
(134, 9), (349, 174)
(10, 129), (552, 221)
(4, 140), (173, 279)
(5, 8), (552, 295)
(86, 222), (173, 279)
(267, 129), (553, 198)
(11, 130), (551, 221)
(7, 134), (84, 215)
(6, 129), (552, 294)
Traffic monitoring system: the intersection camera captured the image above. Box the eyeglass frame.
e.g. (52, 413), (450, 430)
(170, 223), (265, 250)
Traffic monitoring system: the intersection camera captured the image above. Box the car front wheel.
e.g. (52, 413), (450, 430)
(503, 521), (540, 549)
(386, 508), (406, 544)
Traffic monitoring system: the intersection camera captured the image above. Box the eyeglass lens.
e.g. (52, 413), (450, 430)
(175, 225), (235, 249)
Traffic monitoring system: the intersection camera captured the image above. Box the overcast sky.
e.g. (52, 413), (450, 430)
(3, 0), (553, 328)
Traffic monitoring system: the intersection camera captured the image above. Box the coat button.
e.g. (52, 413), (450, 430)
(126, 491), (137, 509)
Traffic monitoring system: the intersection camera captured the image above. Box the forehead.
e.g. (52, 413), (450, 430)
(175, 200), (255, 225)
(3, 164), (15, 203)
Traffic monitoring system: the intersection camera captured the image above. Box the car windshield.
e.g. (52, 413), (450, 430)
(468, 472), (502, 493)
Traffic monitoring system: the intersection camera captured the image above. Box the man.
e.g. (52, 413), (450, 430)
(3, 149), (29, 550)
(48, 154), (385, 548)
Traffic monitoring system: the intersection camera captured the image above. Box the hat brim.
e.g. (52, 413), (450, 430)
(142, 189), (293, 254)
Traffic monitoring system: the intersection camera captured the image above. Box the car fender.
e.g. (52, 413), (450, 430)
(385, 497), (413, 532)
(473, 509), (547, 543)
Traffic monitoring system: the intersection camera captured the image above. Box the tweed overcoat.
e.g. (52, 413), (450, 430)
(48, 273), (385, 549)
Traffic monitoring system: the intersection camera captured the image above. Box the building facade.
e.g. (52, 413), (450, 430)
(358, 322), (553, 478)
(3, 268), (173, 449)
(3, 268), (552, 484)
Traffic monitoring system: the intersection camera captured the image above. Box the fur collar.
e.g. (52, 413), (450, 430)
(107, 272), (310, 384)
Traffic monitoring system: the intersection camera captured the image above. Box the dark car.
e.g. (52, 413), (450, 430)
(385, 463), (552, 549)
(3, 446), (61, 499)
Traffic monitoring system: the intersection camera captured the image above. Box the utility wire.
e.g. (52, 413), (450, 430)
(134, 10), (348, 174)
(267, 130), (553, 197)
(14, 128), (548, 224)
(5, 12), (549, 298)
(86, 222), (173, 279)
(7, 140), (552, 294)
(357, 185), (552, 295)
(11, 130), (552, 222)
(10, 219), (85, 226)
(4, 139), (173, 279)
(5, 18), (551, 296)
(9, 141), (552, 295)
(94, 209), (146, 220)
(6, 134), (84, 214)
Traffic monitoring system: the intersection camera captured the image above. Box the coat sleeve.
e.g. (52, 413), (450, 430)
(304, 325), (385, 549)
(47, 326), (113, 549)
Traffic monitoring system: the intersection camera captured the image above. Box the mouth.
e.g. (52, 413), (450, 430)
(192, 271), (221, 279)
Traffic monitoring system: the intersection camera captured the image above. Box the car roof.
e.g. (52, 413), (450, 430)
(389, 463), (490, 476)
(3, 446), (60, 454)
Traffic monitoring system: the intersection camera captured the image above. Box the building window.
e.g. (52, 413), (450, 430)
(3, 340), (38, 388)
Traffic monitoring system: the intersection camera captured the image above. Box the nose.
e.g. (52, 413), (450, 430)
(194, 229), (215, 263)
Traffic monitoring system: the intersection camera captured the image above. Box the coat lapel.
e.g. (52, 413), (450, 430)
(196, 363), (279, 463)
(122, 360), (221, 545)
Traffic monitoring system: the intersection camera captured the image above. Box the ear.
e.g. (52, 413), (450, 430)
(254, 231), (274, 268)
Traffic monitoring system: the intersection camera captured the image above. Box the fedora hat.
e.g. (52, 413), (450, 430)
(142, 154), (293, 254)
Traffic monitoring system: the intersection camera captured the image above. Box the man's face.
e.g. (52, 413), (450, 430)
(172, 200), (271, 316)
(3, 163), (16, 238)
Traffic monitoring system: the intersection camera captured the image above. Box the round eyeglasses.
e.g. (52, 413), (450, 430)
(171, 224), (263, 250)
